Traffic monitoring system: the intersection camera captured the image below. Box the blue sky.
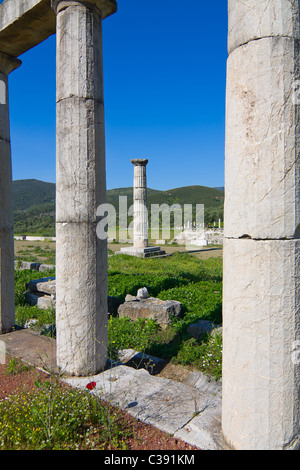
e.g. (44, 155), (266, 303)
(3, 0), (228, 190)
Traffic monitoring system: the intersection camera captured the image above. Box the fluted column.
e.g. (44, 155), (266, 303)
(0, 52), (21, 334)
(131, 159), (148, 249)
(222, 0), (300, 450)
(52, 0), (116, 376)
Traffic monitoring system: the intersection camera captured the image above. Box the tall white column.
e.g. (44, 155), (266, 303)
(131, 159), (148, 249)
(222, 0), (300, 450)
(52, 0), (116, 376)
(0, 52), (21, 334)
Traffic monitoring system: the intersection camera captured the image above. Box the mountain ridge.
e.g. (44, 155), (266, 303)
(12, 179), (224, 235)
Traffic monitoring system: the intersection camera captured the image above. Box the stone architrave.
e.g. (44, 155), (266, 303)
(222, 0), (300, 450)
(52, 0), (117, 376)
(0, 52), (21, 334)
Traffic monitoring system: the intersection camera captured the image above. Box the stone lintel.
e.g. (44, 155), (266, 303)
(0, 0), (56, 57)
(131, 159), (148, 166)
(0, 51), (21, 74)
(0, 0), (117, 58)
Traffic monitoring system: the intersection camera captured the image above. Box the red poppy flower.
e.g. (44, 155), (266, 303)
(86, 381), (96, 390)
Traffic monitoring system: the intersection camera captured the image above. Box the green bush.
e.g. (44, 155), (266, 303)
(108, 317), (160, 354)
(158, 281), (222, 326)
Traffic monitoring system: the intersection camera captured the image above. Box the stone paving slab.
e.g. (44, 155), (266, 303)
(1, 328), (57, 373)
(64, 365), (225, 450)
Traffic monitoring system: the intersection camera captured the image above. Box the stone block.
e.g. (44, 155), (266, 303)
(118, 348), (166, 375)
(39, 264), (55, 272)
(20, 261), (41, 270)
(125, 294), (137, 302)
(228, 0), (300, 54)
(137, 287), (149, 299)
(26, 292), (55, 310)
(0, 229), (15, 333)
(56, 222), (108, 376)
(222, 238), (300, 450)
(224, 37), (300, 240)
(0, 0), (56, 57)
(118, 298), (182, 328)
(26, 277), (55, 295)
(187, 321), (221, 340)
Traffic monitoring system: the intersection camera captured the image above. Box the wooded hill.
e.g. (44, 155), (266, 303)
(12, 179), (224, 236)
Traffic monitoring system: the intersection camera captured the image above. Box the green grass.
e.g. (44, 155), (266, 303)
(108, 252), (223, 379)
(14, 251), (223, 379)
(0, 368), (130, 450)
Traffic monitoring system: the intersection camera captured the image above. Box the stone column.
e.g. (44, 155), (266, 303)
(52, 0), (116, 376)
(0, 52), (21, 334)
(131, 159), (148, 249)
(222, 0), (300, 450)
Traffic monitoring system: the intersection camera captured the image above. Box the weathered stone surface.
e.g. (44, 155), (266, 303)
(137, 287), (149, 299)
(119, 246), (166, 258)
(26, 291), (55, 310)
(174, 401), (223, 451)
(125, 294), (137, 302)
(222, 238), (300, 450)
(224, 0), (300, 450)
(228, 0), (300, 54)
(52, 0), (117, 19)
(224, 36), (300, 240)
(14, 260), (54, 271)
(55, 1), (110, 375)
(118, 348), (166, 375)
(27, 277), (56, 295)
(187, 321), (221, 340)
(56, 223), (108, 376)
(65, 365), (222, 440)
(39, 264), (55, 272)
(118, 298), (182, 327)
(0, 0), (56, 57)
(0, 54), (21, 334)
(131, 159), (148, 249)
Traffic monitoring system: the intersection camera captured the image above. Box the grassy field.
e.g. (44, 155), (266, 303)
(14, 240), (223, 380)
(14, 239), (222, 263)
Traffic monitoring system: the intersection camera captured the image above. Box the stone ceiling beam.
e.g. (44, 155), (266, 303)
(0, 0), (56, 57)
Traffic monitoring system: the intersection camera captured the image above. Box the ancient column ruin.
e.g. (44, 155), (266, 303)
(222, 0), (300, 450)
(0, 53), (21, 334)
(119, 158), (166, 258)
(0, 0), (299, 450)
(0, 0), (117, 377)
(131, 158), (149, 249)
(53, 0), (117, 376)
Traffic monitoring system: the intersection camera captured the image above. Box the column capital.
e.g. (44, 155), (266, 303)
(131, 159), (149, 167)
(0, 52), (21, 75)
(51, 0), (117, 19)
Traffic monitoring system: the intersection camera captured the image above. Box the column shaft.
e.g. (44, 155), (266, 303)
(223, 0), (300, 450)
(0, 53), (21, 334)
(55, 1), (107, 375)
(131, 159), (148, 249)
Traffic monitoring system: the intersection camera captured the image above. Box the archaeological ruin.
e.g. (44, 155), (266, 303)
(0, 0), (299, 450)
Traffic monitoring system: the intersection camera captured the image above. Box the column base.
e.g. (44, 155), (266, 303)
(117, 246), (167, 259)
